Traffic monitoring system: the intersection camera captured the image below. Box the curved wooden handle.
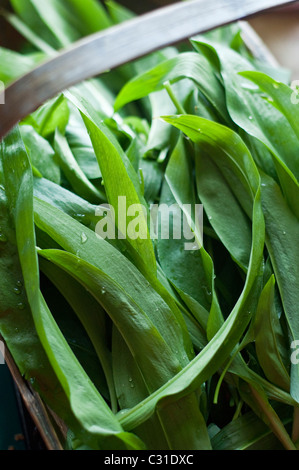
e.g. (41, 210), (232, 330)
(0, 0), (296, 139)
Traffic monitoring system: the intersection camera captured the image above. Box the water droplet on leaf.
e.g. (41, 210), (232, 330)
(81, 232), (88, 244)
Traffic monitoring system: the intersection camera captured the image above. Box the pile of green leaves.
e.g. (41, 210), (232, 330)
(0, 0), (299, 450)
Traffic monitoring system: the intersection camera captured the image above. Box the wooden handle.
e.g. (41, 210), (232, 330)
(0, 0), (297, 139)
(1, 335), (64, 450)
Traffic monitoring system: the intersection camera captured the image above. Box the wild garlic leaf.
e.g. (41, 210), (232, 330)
(1, 126), (143, 450)
(253, 275), (290, 391)
(114, 52), (230, 123)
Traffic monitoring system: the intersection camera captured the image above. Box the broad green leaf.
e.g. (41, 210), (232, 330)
(211, 403), (293, 450)
(66, 90), (158, 275)
(241, 71), (299, 158)
(114, 52), (230, 123)
(145, 80), (195, 155)
(228, 353), (295, 407)
(33, 177), (100, 230)
(239, 381), (296, 450)
(112, 327), (170, 450)
(260, 173), (299, 403)
(0, 47), (44, 85)
(161, 114), (294, 413)
(4, 10), (55, 55)
(157, 136), (222, 335)
(54, 128), (104, 204)
(1, 126), (143, 450)
(38, 248), (212, 450)
(118, 155), (265, 433)
(139, 158), (164, 205)
(192, 38), (299, 219)
(39, 257), (117, 411)
(60, 0), (111, 35)
(30, 0), (81, 47)
(0, 154), (71, 424)
(105, 0), (134, 23)
(11, 0), (111, 50)
(20, 125), (61, 184)
(10, 0), (62, 49)
(195, 148), (252, 272)
(33, 197), (193, 366)
(161, 114), (261, 337)
(157, 178), (211, 331)
(30, 94), (70, 138)
(38, 248), (182, 389)
(65, 106), (102, 180)
(253, 275), (290, 391)
(162, 115), (260, 217)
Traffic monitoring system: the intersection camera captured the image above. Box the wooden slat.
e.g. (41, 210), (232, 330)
(0, 0), (297, 139)
(239, 21), (280, 67)
(1, 336), (64, 450)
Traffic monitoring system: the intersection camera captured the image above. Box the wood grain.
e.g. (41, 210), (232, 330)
(0, 0), (297, 139)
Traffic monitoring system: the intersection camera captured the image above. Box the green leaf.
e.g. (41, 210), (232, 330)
(33, 176), (101, 230)
(118, 141), (265, 433)
(30, 94), (70, 138)
(105, 0), (134, 24)
(112, 326), (170, 450)
(71, 96), (157, 275)
(33, 197), (193, 366)
(39, 257), (117, 411)
(192, 39), (299, 219)
(260, 173), (299, 403)
(10, 0), (62, 49)
(29, 0), (81, 47)
(253, 275), (290, 391)
(0, 142), (71, 425)
(63, 0), (111, 33)
(239, 381), (296, 450)
(114, 52), (230, 123)
(65, 107), (102, 180)
(0, 47), (44, 84)
(212, 403), (293, 450)
(20, 125), (61, 184)
(162, 114), (260, 214)
(157, 136), (221, 334)
(1, 126), (143, 450)
(38, 247), (212, 450)
(241, 71), (299, 164)
(195, 147), (252, 272)
(54, 128), (104, 204)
